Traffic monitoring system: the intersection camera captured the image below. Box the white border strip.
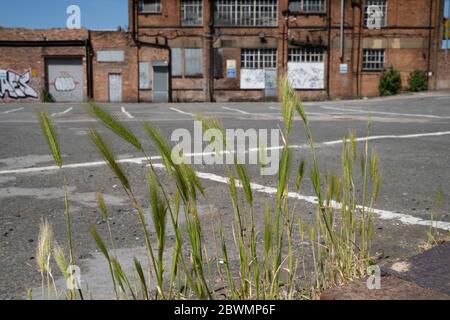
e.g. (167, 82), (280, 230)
(1, 107), (24, 114)
(51, 107), (73, 117)
(170, 107), (195, 117)
(121, 107), (134, 119)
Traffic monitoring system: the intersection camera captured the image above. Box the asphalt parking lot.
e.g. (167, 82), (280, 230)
(1, 91), (450, 299)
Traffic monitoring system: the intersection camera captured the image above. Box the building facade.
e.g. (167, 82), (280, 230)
(1, 0), (449, 103)
(130, 0), (450, 102)
(0, 28), (139, 103)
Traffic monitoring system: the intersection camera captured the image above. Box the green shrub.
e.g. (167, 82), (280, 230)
(379, 66), (402, 96)
(408, 69), (428, 92)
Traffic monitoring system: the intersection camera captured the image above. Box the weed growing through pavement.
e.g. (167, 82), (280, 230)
(34, 80), (380, 300)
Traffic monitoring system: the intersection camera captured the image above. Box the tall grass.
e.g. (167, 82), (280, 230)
(35, 80), (380, 300)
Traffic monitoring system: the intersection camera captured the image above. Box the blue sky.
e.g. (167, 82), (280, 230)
(0, 0), (128, 30)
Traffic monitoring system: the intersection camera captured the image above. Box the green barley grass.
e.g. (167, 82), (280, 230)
(36, 80), (380, 300)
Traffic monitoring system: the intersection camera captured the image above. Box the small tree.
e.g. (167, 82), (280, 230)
(379, 66), (402, 96)
(408, 69), (428, 92)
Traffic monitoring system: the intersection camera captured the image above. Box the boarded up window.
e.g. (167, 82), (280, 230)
(213, 49), (223, 78)
(184, 48), (203, 76)
(139, 62), (150, 89)
(97, 51), (125, 62)
(171, 48), (182, 76)
(288, 48), (325, 89)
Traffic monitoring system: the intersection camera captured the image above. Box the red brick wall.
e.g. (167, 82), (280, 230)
(0, 28), (88, 103)
(90, 31), (139, 102)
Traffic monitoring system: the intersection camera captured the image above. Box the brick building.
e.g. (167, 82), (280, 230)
(0, 28), (139, 103)
(130, 0), (450, 102)
(1, 0), (449, 103)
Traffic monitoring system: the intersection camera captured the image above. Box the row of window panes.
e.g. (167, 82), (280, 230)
(215, 0), (278, 27)
(171, 47), (384, 75)
(362, 49), (385, 70)
(138, 0), (161, 13)
(181, 0), (203, 26)
(288, 0), (325, 13)
(364, 0), (387, 27)
(241, 49), (278, 69)
(288, 48), (324, 62)
(139, 0), (389, 28)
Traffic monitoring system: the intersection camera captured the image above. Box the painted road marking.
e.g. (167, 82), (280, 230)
(321, 131), (450, 146)
(2, 130), (450, 230)
(1, 107), (24, 114)
(121, 107), (134, 119)
(170, 107), (195, 117)
(2, 130), (450, 176)
(222, 106), (252, 115)
(321, 106), (449, 119)
(51, 107), (73, 117)
(269, 106), (349, 116)
(190, 169), (450, 231)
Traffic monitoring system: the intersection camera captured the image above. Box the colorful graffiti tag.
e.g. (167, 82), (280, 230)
(0, 69), (39, 100)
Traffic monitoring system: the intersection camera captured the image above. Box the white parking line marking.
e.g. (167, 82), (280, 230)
(321, 106), (449, 119)
(2, 129), (450, 230)
(222, 107), (252, 115)
(121, 107), (134, 119)
(269, 106), (342, 116)
(170, 107), (195, 117)
(2, 130), (450, 176)
(51, 107), (73, 117)
(322, 131), (450, 146)
(192, 170), (450, 231)
(1, 107), (24, 114)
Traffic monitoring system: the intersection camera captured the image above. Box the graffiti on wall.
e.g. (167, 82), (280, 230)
(0, 69), (39, 99)
(240, 69), (265, 89)
(50, 72), (80, 92)
(288, 62), (325, 89)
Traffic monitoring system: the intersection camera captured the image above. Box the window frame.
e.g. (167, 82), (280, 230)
(181, 0), (204, 26)
(364, 0), (388, 28)
(138, 0), (162, 14)
(288, 47), (324, 63)
(171, 48), (204, 78)
(288, 0), (326, 14)
(215, 0), (279, 27)
(362, 49), (385, 71)
(241, 48), (278, 69)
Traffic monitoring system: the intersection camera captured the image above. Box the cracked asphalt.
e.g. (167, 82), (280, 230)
(1, 91), (450, 299)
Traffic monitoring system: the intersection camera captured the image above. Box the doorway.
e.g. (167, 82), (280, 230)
(108, 74), (122, 102)
(152, 61), (169, 103)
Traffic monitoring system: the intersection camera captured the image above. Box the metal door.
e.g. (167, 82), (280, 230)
(108, 74), (122, 102)
(152, 61), (169, 103)
(46, 58), (84, 102)
(265, 69), (277, 98)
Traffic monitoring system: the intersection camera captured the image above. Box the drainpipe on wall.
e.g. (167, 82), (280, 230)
(86, 31), (94, 100)
(426, 0), (434, 88)
(340, 0), (345, 61)
(356, 0), (364, 97)
(326, 0), (332, 98)
(133, 0), (172, 102)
